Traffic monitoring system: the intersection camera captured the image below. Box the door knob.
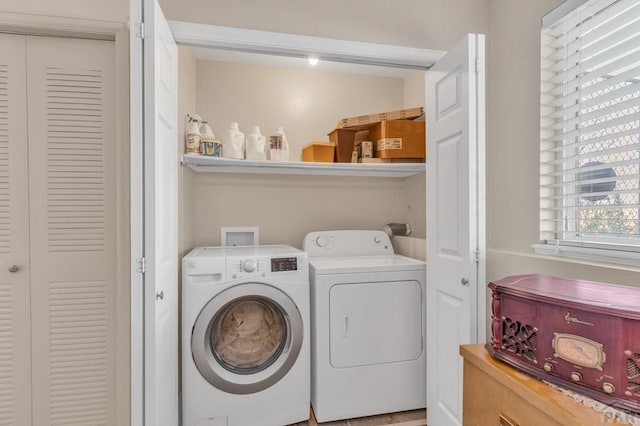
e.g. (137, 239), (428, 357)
(8, 265), (19, 273)
(156, 291), (164, 300)
(461, 278), (469, 286)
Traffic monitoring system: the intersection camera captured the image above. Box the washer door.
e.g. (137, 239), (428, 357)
(191, 282), (303, 394)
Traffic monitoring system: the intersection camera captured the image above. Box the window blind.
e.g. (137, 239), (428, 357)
(540, 0), (640, 247)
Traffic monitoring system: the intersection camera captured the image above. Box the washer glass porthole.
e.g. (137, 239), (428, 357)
(210, 297), (288, 374)
(191, 282), (304, 394)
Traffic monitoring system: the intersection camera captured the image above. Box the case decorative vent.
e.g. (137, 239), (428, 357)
(627, 353), (640, 396)
(501, 317), (537, 362)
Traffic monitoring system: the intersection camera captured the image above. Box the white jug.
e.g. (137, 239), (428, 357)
(245, 126), (267, 161)
(222, 122), (245, 160)
(268, 126), (290, 161)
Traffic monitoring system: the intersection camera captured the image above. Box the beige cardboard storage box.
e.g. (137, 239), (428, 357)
(369, 119), (426, 159)
(301, 142), (335, 163)
(336, 106), (424, 129)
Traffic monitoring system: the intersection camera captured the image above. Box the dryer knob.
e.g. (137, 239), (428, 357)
(316, 236), (329, 248)
(242, 259), (257, 273)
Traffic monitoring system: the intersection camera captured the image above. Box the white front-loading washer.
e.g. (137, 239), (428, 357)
(303, 230), (426, 423)
(182, 245), (310, 426)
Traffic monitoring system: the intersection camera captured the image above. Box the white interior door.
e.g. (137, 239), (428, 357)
(143, 0), (179, 425)
(426, 33), (485, 426)
(26, 35), (118, 426)
(0, 33), (31, 426)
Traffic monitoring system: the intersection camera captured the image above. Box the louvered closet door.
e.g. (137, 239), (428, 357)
(0, 34), (32, 426)
(25, 36), (117, 426)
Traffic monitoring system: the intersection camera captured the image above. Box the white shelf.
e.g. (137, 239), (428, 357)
(181, 154), (425, 178)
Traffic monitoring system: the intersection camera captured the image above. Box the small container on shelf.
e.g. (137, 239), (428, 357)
(185, 113), (202, 154)
(200, 140), (222, 157)
(245, 126), (267, 161)
(301, 142), (335, 163)
(268, 126), (290, 161)
(199, 120), (222, 157)
(222, 122), (245, 159)
(327, 128), (357, 163)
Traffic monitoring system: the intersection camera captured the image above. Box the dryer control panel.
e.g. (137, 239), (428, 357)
(303, 230), (394, 257)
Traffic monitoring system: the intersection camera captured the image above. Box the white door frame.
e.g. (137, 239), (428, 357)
(129, 2), (144, 426)
(168, 21), (446, 68)
(138, 16), (487, 426)
(0, 11), (132, 426)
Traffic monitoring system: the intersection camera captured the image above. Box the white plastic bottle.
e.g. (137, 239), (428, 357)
(198, 120), (222, 157)
(185, 113), (201, 154)
(268, 126), (290, 161)
(222, 122), (245, 159)
(199, 120), (215, 140)
(245, 126), (267, 161)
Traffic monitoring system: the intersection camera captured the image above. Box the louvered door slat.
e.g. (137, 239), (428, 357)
(0, 34), (31, 426)
(26, 36), (116, 426)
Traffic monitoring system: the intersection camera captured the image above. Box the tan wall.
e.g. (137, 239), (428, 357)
(178, 48), (197, 258)
(194, 60), (405, 157)
(184, 172), (414, 249)
(1, 0), (128, 22)
(404, 70), (426, 111)
(486, 0), (640, 287)
(403, 70), (427, 239)
(165, 1), (490, 253)
(159, 0), (489, 52)
(180, 54), (425, 251)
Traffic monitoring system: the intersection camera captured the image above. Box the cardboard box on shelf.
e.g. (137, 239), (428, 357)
(301, 142), (335, 163)
(369, 119), (426, 159)
(336, 106), (424, 129)
(327, 128), (357, 163)
(359, 158), (425, 164)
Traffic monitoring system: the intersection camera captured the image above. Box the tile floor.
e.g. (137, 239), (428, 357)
(290, 408), (426, 426)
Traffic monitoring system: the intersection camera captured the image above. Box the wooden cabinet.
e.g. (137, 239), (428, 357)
(460, 344), (630, 426)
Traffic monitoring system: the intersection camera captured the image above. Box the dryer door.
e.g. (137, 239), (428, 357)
(191, 282), (303, 394)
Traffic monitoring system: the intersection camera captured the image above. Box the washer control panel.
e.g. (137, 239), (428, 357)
(271, 257), (298, 272)
(184, 246), (307, 282)
(227, 255), (301, 279)
(242, 259), (257, 273)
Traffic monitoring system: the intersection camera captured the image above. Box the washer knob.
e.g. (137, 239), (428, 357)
(242, 259), (257, 273)
(316, 236), (329, 248)
(570, 372), (583, 382)
(602, 382), (616, 394)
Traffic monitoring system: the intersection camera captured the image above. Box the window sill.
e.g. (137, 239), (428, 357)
(532, 243), (640, 268)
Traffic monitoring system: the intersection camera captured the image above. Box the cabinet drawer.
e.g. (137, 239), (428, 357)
(463, 358), (562, 426)
(461, 344), (627, 426)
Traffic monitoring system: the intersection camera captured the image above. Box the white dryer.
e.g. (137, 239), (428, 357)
(303, 230), (426, 423)
(182, 245), (310, 426)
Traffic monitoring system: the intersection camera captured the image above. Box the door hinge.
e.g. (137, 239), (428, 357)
(136, 257), (146, 274)
(475, 58), (483, 74)
(136, 22), (145, 39)
(473, 249), (481, 264)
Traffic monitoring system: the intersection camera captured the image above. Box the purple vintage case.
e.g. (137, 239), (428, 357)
(486, 274), (640, 412)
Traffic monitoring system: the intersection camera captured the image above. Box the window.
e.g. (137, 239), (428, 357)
(538, 0), (640, 264)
